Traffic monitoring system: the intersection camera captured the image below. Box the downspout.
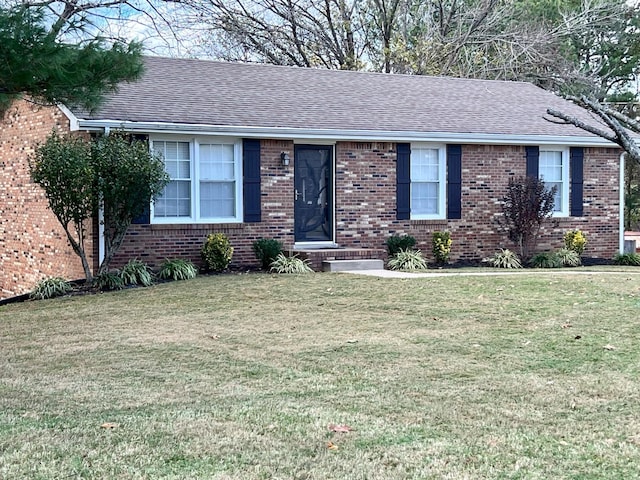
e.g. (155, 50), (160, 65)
(98, 126), (110, 268)
(620, 152), (625, 254)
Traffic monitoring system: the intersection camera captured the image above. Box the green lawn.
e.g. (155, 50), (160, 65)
(1, 270), (640, 479)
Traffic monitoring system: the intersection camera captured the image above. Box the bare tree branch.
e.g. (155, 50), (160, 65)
(546, 96), (640, 163)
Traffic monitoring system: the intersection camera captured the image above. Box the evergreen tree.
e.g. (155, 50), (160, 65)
(0, 5), (143, 115)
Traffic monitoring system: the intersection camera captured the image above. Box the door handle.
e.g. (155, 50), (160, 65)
(295, 189), (300, 201)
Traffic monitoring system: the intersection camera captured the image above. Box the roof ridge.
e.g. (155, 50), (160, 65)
(142, 55), (538, 87)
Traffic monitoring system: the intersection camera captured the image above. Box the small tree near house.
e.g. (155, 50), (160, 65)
(29, 131), (95, 282)
(30, 131), (169, 283)
(499, 176), (557, 261)
(92, 133), (169, 275)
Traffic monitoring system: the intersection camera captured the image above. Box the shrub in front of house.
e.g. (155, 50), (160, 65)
(30, 277), (73, 300)
(499, 175), (556, 261)
(485, 249), (522, 269)
(388, 249), (428, 271)
(253, 238), (284, 270)
(158, 259), (198, 281)
(201, 233), (233, 272)
(93, 271), (125, 291)
(530, 249), (581, 268)
(270, 253), (313, 274)
(564, 229), (587, 255)
(529, 252), (563, 268)
(613, 252), (640, 266)
(555, 248), (582, 267)
(432, 231), (452, 265)
(385, 234), (417, 256)
(120, 259), (154, 287)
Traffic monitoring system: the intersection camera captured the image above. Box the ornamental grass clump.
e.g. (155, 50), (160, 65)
(120, 259), (154, 287)
(158, 259), (198, 281)
(201, 233), (233, 272)
(555, 248), (582, 267)
(270, 253), (313, 274)
(30, 277), (73, 300)
(388, 249), (428, 271)
(486, 248), (522, 269)
(93, 271), (125, 291)
(529, 252), (563, 269)
(613, 252), (640, 266)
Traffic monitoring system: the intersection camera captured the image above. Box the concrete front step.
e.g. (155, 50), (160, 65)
(323, 259), (385, 272)
(292, 247), (386, 271)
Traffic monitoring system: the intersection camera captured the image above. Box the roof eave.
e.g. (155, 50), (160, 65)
(73, 119), (621, 147)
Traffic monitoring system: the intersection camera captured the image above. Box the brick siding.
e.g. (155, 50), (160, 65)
(114, 139), (297, 268)
(112, 141), (621, 271)
(0, 101), (97, 299)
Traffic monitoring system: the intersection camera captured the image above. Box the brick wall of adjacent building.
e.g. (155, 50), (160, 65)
(113, 140), (621, 271)
(0, 101), (96, 299)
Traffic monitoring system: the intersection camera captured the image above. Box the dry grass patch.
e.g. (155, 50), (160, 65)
(2, 271), (640, 478)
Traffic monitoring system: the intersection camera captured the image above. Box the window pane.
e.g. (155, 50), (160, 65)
(545, 181), (562, 212)
(200, 181), (235, 217)
(411, 182), (438, 215)
(539, 151), (562, 182)
(153, 140), (192, 218)
(200, 143), (235, 180)
(178, 160), (190, 178)
(155, 180), (191, 218)
(411, 148), (439, 181)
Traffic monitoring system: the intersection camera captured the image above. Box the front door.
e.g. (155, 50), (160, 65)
(294, 145), (333, 242)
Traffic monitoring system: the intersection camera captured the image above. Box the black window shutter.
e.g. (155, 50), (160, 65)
(133, 133), (151, 224)
(132, 205), (151, 224)
(570, 147), (584, 217)
(243, 139), (261, 223)
(526, 146), (539, 177)
(447, 144), (462, 219)
(396, 143), (411, 220)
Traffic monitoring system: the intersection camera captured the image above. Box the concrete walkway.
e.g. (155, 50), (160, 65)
(340, 268), (640, 278)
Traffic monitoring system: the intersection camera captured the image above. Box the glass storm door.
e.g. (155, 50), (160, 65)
(294, 145), (333, 242)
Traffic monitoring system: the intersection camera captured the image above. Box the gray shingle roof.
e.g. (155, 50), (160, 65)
(69, 56), (611, 141)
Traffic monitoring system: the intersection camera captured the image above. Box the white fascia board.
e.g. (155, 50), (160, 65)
(57, 104), (80, 131)
(75, 119), (620, 147)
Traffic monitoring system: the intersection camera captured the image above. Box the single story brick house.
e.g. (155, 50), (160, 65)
(0, 56), (625, 298)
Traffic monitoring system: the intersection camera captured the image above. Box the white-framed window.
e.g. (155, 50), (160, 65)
(410, 144), (446, 219)
(539, 147), (569, 216)
(151, 137), (243, 223)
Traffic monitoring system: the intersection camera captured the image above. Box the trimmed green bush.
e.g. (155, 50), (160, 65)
(388, 249), (428, 271)
(386, 234), (417, 256)
(120, 259), (154, 287)
(201, 233), (233, 272)
(270, 253), (313, 274)
(158, 259), (198, 281)
(253, 238), (284, 270)
(30, 277), (72, 300)
(486, 249), (522, 269)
